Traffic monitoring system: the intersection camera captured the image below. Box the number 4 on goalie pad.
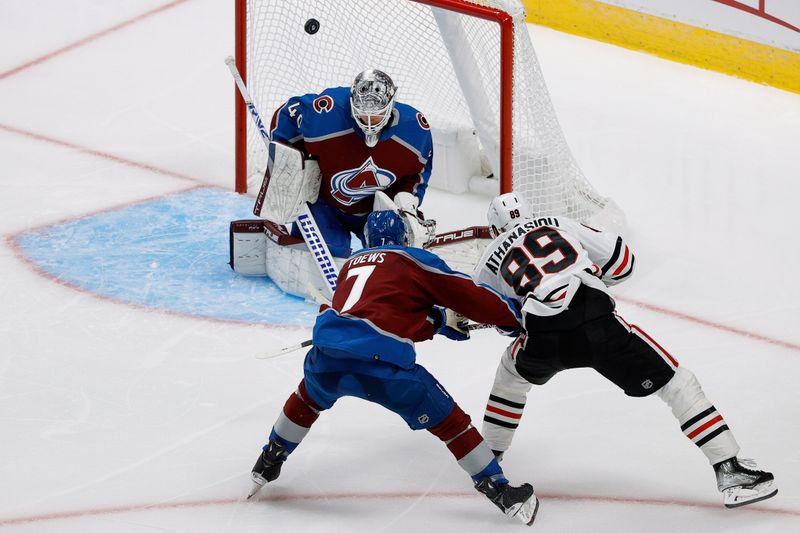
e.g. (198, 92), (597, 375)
(253, 141), (321, 224)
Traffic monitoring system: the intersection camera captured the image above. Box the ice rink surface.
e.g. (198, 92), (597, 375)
(1, 1), (799, 531)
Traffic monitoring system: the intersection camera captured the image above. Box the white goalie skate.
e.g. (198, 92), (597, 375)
(714, 457), (777, 508)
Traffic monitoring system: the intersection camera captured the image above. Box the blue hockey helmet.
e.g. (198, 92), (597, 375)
(365, 210), (407, 247)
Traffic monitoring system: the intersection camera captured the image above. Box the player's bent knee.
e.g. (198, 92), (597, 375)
(428, 404), (471, 442)
(656, 366), (703, 411)
(297, 380), (324, 412)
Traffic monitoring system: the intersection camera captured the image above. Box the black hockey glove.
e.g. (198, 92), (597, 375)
(495, 324), (523, 337)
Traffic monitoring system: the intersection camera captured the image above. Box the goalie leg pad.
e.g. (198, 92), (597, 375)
(265, 237), (346, 301)
(229, 218), (344, 301)
(230, 220), (268, 276)
(289, 199), (358, 258)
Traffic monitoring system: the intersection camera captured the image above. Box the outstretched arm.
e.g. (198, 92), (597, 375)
(568, 219), (635, 285)
(412, 250), (521, 330)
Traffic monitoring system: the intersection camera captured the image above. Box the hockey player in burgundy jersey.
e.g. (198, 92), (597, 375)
(269, 69), (433, 257)
(249, 211), (540, 526)
(475, 193), (777, 509)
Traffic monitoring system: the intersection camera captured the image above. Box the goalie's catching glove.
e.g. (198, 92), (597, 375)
(393, 192), (437, 247)
(429, 306), (470, 341)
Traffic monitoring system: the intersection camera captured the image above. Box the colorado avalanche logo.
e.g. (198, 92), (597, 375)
(313, 95), (334, 113)
(416, 112), (430, 130)
(330, 157), (397, 206)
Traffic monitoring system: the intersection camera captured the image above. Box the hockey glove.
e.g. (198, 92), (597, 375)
(495, 324), (523, 337)
(430, 306), (470, 341)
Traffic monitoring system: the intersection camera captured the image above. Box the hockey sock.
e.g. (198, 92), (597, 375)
(483, 394), (525, 451)
(656, 367), (740, 465)
(428, 404), (506, 483)
(482, 338), (531, 453)
(268, 379), (324, 455)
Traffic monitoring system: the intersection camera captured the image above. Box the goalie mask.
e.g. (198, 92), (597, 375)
(350, 69), (397, 148)
(487, 192), (533, 237)
(365, 210), (407, 247)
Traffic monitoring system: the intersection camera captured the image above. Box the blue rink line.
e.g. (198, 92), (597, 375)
(14, 187), (320, 327)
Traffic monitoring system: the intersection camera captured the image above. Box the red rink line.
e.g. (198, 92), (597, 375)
(616, 295), (800, 353)
(0, 2), (794, 527)
(0, 0), (191, 81)
(4, 227), (308, 334)
(3, 117), (798, 353)
(0, 490), (795, 527)
(0, 0), (794, 357)
(0, 0), (796, 356)
(0, 122), (201, 184)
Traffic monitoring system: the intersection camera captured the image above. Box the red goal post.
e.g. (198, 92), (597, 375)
(235, 0), (514, 195)
(234, 0), (624, 231)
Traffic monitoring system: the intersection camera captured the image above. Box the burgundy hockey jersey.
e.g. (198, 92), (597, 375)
(312, 245), (521, 368)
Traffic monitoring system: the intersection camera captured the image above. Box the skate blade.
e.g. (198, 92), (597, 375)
(247, 482), (262, 499)
(247, 473), (267, 499)
(723, 481), (778, 509)
(515, 495), (540, 526)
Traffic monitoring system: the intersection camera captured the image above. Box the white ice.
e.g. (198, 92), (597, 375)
(1, 1), (798, 531)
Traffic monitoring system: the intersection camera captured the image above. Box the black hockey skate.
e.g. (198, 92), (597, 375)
(475, 477), (539, 526)
(714, 457), (777, 508)
(247, 440), (288, 499)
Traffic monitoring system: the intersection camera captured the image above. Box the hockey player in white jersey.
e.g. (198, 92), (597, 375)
(474, 192), (777, 509)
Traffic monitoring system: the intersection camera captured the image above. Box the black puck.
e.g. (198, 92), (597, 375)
(304, 18), (320, 35)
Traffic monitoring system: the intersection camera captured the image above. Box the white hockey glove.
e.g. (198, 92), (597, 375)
(394, 192), (436, 248)
(393, 191), (419, 212)
(429, 306), (470, 341)
(373, 191), (436, 247)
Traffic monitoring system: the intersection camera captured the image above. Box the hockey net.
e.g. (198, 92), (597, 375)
(234, 0), (625, 230)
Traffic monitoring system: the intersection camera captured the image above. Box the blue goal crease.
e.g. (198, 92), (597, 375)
(14, 187), (318, 327)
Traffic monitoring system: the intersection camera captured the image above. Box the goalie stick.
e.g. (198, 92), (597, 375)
(225, 56), (339, 296)
(255, 322), (495, 360)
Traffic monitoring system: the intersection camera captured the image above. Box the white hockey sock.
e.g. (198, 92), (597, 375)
(481, 339), (532, 452)
(656, 367), (740, 465)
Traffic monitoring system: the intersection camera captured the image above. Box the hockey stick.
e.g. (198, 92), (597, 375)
(225, 56), (339, 296)
(256, 339), (313, 360)
(255, 322), (494, 360)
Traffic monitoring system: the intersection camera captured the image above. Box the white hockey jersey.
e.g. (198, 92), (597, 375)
(473, 216), (634, 316)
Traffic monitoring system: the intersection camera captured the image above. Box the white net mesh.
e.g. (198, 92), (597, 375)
(241, 0), (622, 225)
